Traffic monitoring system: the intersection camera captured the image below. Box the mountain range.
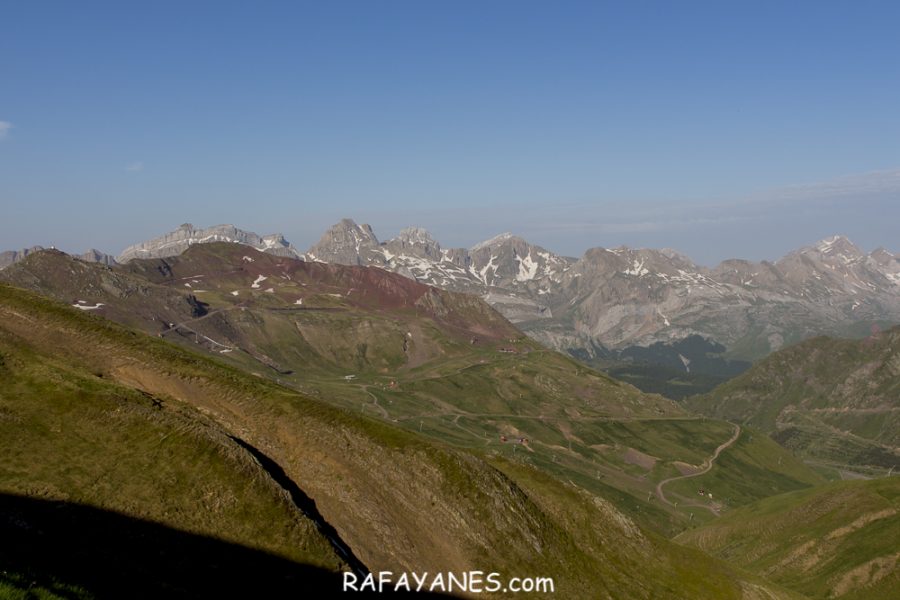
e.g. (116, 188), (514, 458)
(0, 245), (117, 269)
(0, 247), (809, 599)
(3, 220), (898, 388)
(2, 236), (896, 598)
(0, 244), (824, 533)
(301, 219), (900, 361)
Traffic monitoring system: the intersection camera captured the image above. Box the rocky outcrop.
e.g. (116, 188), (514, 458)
(303, 222), (900, 361)
(79, 249), (118, 266)
(304, 219), (382, 265)
(35, 218), (898, 363)
(2, 246), (119, 270)
(542, 238), (900, 358)
(117, 224), (302, 263)
(0, 246), (45, 270)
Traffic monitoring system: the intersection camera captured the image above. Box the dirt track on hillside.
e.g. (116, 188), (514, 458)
(655, 424), (741, 512)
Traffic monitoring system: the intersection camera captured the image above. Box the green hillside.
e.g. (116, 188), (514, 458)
(0, 283), (797, 598)
(0, 247), (826, 536)
(0, 293), (343, 596)
(677, 477), (900, 599)
(687, 329), (900, 473)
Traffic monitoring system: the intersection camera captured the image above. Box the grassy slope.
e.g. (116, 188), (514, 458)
(143, 247), (828, 532)
(1, 247), (826, 537)
(687, 329), (900, 471)
(0, 283), (800, 599)
(677, 477), (900, 599)
(0, 299), (343, 595)
(0, 338), (339, 567)
(663, 427), (825, 523)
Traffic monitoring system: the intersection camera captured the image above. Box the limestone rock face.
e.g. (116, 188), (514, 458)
(79, 249), (118, 266)
(116, 224), (302, 263)
(2, 247), (118, 270)
(0, 246), (44, 270)
(16, 219), (897, 364)
(303, 223), (900, 361)
(305, 219), (382, 266)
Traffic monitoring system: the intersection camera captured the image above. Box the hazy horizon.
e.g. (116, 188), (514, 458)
(5, 190), (896, 269)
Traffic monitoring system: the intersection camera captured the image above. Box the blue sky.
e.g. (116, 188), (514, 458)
(1, 1), (898, 264)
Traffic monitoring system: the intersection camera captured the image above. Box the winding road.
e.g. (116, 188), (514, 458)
(655, 424), (741, 510)
(361, 386), (390, 419)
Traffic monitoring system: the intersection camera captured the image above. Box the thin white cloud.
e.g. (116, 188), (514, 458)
(125, 161), (144, 172)
(0, 121), (12, 139)
(770, 167), (900, 201)
(521, 166), (900, 238)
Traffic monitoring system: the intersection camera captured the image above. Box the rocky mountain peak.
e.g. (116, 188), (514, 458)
(384, 227), (442, 261)
(79, 249), (118, 266)
(394, 226), (437, 246)
(811, 235), (864, 261)
(117, 224), (302, 263)
(470, 232), (518, 252)
(870, 247), (897, 263)
(305, 219), (381, 265)
(13, 220), (899, 368)
(335, 219), (379, 243)
(659, 248), (698, 268)
(0, 246), (45, 270)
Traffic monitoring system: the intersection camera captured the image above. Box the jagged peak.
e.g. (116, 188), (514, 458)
(333, 217), (361, 231)
(395, 226), (437, 244)
(870, 247), (896, 259)
(470, 232), (520, 252)
(658, 248), (695, 263)
(79, 248), (116, 262)
(813, 234), (862, 256)
(304, 219), (380, 265)
(117, 224), (299, 263)
(323, 218), (378, 241)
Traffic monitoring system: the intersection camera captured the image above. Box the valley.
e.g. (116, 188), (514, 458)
(678, 477), (900, 599)
(687, 328), (900, 475)
(5, 5), (898, 596)
(0, 281), (796, 599)
(0, 239), (895, 598)
(12, 220), (896, 400)
(1, 245), (826, 536)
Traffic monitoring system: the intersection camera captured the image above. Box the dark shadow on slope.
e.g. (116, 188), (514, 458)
(0, 494), (448, 598)
(228, 435), (370, 579)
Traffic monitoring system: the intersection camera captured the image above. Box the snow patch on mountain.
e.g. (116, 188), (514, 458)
(516, 252), (539, 282)
(624, 258), (649, 277)
(73, 301), (105, 311)
(474, 255), (498, 286)
(816, 235), (847, 253)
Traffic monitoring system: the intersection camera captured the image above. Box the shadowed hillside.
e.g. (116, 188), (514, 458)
(0, 494), (353, 599)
